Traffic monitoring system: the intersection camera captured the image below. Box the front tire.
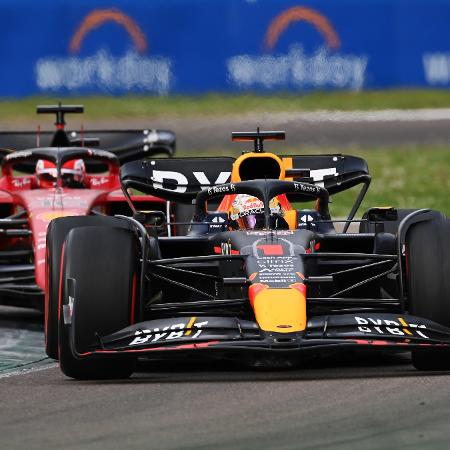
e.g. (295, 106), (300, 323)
(407, 218), (450, 370)
(45, 216), (133, 360)
(59, 225), (138, 379)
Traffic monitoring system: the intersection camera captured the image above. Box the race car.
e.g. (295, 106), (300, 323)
(0, 103), (176, 167)
(48, 129), (450, 379)
(0, 103), (175, 315)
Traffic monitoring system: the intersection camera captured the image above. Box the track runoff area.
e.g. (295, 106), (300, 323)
(1, 109), (450, 450)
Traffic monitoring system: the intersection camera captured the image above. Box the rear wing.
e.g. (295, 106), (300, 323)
(120, 154), (370, 204)
(0, 102), (175, 172)
(0, 129), (175, 166)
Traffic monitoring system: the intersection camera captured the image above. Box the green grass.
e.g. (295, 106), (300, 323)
(176, 145), (450, 218)
(3, 90), (450, 120)
(330, 146), (450, 218)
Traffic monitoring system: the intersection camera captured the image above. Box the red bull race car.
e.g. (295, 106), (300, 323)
(0, 103), (175, 323)
(47, 130), (450, 379)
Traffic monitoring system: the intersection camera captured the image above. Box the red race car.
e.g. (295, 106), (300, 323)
(0, 104), (175, 316)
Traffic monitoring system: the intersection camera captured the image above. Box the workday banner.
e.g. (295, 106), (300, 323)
(2, 0), (450, 96)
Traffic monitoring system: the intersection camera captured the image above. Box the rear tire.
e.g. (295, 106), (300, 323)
(59, 226), (138, 380)
(407, 218), (450, 370)
(45, 216), (133, 360)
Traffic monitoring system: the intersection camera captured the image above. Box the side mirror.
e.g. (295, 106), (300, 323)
(367, 207), (398, 222)
(133, 210), (167, 229)
(366, 207), (398, 233)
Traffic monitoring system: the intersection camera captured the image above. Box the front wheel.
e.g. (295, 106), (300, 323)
(45, 215), (134, 360)
(59, 225), (139, 379)
(407, 218), (450, 370)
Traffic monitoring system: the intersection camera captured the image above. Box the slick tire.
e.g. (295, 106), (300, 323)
(59, 226), (138, 380)
(406, 218), (450, 370)
(45, 216), (133, 360)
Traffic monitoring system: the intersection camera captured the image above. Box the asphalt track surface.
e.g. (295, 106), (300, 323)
(145, 109), (450, 150)
(1, 307), (450, 450)
(6, 109), (450, 150)
(2, 112), (450, 449)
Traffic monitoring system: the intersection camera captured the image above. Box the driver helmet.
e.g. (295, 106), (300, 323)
(229, 194), (286, 230)
(36, 159), (86, 188)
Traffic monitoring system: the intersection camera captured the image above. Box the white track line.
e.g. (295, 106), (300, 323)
(0, 362), (57, 379)
(241, 108), (450, 123)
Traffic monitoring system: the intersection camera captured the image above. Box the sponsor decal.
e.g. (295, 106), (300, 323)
(30, 195), (87, 209)
(129, 317), (208, 346)
(231, 207), (264, 220)
(35, 8), (172, 94)
(6, 150), (32, 161)
(152, 170), (230, 193)
(355, 316), (429, 339)
(90, 176), (109, 187)
(37, 233), (47, 250)
(30, 197), (53, 209)
(423, 52), (450, 86)
(293, 182), (321, 194)
(300, 214), (314, 223)
(246, 230), (294, 236)
(230, 195), (281, 221)
(12, 178), (31, 188)
(207, 183), (236, 196)
(209, 216), (227, 230)
(256, 256), (298, 284)
(299, 213), (317, 229)
(90, 149), (116, 160)
(227, 6), (368, 91)
(309, 168), (338, 188)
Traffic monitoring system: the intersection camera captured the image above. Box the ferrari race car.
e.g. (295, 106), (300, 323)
(0, 103), (175, 316)
(48, 130), (450, 379)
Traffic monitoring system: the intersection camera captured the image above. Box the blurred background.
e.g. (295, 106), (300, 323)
(1, 0), (450, 216)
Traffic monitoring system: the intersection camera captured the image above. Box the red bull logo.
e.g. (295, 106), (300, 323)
(36, 8), (172, 94)
(227, 6), (368, 91)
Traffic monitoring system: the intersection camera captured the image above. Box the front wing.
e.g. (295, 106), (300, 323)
(69, 313), (450, 361)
